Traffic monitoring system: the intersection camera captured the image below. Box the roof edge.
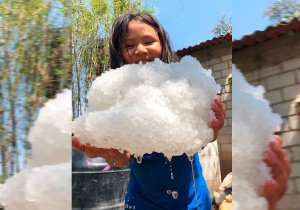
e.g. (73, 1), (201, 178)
(176, 33), (232, 56)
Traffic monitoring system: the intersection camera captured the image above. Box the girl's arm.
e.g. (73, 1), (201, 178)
(72, 136), (131, 167)
(72, 95), (226, 166)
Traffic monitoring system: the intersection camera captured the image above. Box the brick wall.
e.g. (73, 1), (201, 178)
(187, 41), (232, 181)
(233, 31), (300, 210)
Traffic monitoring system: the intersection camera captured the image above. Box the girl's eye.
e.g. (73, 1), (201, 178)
(145, 41), (155, 45)
(125, 44), (135, 49)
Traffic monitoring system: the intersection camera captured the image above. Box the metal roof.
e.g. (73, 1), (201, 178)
(233, 18), (300, 51)
(176, 33), (232, 56)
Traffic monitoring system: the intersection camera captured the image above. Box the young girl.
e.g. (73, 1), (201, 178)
(72, 13), (289, 210)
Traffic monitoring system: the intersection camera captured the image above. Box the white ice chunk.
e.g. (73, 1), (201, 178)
(73, 56), (221, 159)
(0, 162), (71, 210)
(28, 89), (72, 166)
(0, 89), (72, 210)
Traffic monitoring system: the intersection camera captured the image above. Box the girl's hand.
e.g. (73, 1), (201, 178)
(72, 136), (131, 167)
(72, 135), (86, 152)
(262, 135), (291, 210)
(211, 95), (226, 141)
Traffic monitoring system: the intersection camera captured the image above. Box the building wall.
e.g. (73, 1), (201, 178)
(186, 41), (232, 181)
(233, 31), (300, 210)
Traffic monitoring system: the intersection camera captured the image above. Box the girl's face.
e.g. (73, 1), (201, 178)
(121, 20), (162, 64)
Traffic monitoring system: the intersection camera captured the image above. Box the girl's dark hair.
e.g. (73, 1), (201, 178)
(109, 13), (179, 69)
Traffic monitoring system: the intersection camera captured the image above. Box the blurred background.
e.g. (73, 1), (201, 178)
(0, 0), (71, 182)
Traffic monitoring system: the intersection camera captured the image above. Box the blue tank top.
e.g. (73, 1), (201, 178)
(124, 153), (211, 210)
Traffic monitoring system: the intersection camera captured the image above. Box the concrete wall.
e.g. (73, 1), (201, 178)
(233, 31), (300, 210)
(186, 41), (232, 181)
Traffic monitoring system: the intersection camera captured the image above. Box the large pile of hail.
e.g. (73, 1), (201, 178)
(73, 56), (220, 160)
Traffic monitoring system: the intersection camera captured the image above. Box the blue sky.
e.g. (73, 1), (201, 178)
(143, 0), (278, 51)
(233, 0), (279, 40)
